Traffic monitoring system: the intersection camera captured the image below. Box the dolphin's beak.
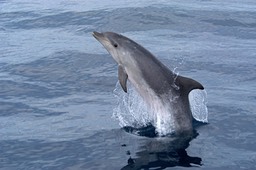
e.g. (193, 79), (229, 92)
(92, 31), (111, 49)
(92, 31), (104, 41)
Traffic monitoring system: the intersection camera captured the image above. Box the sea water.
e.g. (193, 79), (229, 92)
(0, 0), (255, 169)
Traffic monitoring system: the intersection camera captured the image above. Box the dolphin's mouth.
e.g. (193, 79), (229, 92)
(92, 31), (104, 40)
(92, 31), (111, 49)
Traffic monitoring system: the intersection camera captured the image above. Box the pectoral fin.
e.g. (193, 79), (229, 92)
(118, 65), (128, 93)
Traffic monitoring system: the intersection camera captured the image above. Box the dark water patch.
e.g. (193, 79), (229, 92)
(0, 62), (7, 67)
(173, 11), (195, 18)
(0, 26), (5, 31)
(209, 104), (256, 151)
(3, 6), (256, 39)
(202, 19), (256, 28)
(180, 59), (255, 79)
(201, 18), (256, 39)
(2, 5), (256, 40)
(123, 120), (207, 138)
(0, 11), (41, 31)
(218, 27), (256, 39)
(0, 0), (8, 3)
(0, 130), (124, 170)
(242, 75), (256, 82)
(0, 139), (91, 170)
(1, 7), (205, 33)
(0, 11), (41, 22)
(0, 101), (66, 117)
(0, 129), (203, 170)
(0, 80), (66, 99)
(97, 7), (193, 33)
(3, 10), (106, 30)
(1, 51), (117, 94)
(3, 7), (174, 31)
(121, 131), (202, 169)
(210, 105), (252, 120)
(123, 150), (201, 169)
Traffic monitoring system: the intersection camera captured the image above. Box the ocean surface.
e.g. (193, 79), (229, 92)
(0, 0), (256, 169)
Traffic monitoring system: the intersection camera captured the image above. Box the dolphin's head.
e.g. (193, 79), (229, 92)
(92, 31), (136, 65)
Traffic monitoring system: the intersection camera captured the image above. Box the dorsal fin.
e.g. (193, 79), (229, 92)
(176, 75), (204, 95)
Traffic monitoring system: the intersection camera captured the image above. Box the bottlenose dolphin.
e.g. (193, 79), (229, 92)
(92, 31), (204, 135)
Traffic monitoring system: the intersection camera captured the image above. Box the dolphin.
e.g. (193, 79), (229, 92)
(92, 31), (204, 135)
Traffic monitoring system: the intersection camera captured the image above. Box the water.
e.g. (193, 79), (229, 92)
(0, 0), (256, 169)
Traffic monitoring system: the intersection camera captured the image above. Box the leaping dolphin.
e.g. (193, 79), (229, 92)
(92, 31), (204, 135)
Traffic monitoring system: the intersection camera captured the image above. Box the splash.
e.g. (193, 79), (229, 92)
(113, 82), (153, 128)
(189, 89), (208, 123)
(112, 81), (208, 136)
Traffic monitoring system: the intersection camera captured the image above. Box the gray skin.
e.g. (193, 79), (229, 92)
(92, 31), (204, 135)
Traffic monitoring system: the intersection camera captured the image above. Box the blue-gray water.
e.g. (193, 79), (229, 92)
(0, 0), (256, 169)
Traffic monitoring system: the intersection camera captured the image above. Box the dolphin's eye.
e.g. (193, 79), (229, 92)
(113, 43), (118, 48)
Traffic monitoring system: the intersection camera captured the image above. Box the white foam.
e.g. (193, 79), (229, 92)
(189, 89), (208, 123)
(112, 81), (208, 135)
(113, 82), (153, 128)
